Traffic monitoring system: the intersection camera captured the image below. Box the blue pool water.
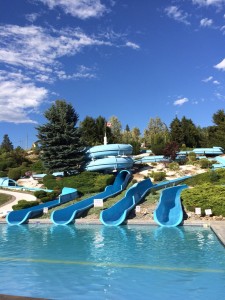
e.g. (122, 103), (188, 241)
(0, 224), (224, 299)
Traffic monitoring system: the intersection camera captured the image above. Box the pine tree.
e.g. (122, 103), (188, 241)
(36, 100), (85, 173)
(1, 134), (13, 152)
(79, 116), (97, 146)
(170, 117), (183, 146)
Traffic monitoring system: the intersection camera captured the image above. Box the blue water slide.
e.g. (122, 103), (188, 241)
(153, 184), (188, 227)
(100, 178), (154, 226)
(99, 176), (190, 226)
(85, 156), (134, 171)
(6, 187), (77, 225)
(51, 170), (131, 225)
(86, 144), (133, 159)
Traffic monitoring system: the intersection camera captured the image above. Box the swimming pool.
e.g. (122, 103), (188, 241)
(0, 224), (224, 299)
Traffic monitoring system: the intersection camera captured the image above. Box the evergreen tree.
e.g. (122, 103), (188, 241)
(170, 117), (183, 146)
(36, 100), (85, 173)
(180, 117), (200, 148)
(79, 116), (97, 146)
(95, 116), (113, 144)
(211, 109), (225, 149)
(1, 134), (14, 152)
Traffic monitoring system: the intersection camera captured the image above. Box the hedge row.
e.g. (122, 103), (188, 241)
(181, 183), (225, 217)
(43, 172), (115, 194)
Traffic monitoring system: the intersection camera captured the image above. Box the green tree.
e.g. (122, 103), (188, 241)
(79, 116), (97, 146)
(108, 115), (122, 143)
(144, 117), (168, 148)
(210, 109), (225, 148)
(1, 134), (13, 152)
(36, 100), (85, 173)
(170, 117), (183, 146)
(180, 117), (200, 148)
(95, 116), (114, 144)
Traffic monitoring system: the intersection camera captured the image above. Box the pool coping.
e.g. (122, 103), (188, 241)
(1, 218), (225, 246)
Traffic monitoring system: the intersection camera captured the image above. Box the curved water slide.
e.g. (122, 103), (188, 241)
(153, 184), (188, 227)
(100, 176), (190, 226)
(6, 188), (77, 225)
(100, 178), (153, 226)
(51, 170), (131, 225)
(86, 144), (133, 159)
(85, 156), (134, 172)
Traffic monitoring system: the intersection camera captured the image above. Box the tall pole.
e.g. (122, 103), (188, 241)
(104, 122), (107, 145)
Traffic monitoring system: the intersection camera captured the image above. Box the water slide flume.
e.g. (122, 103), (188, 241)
(100, 176), (190, 226)
(100, 178), (153, 226)
(153, 185), (188, 227)
(6, 187), (77, 225)
(51, 170), (131, 225)
(85, 156), (134, 172)
(86, 144), (133, 159)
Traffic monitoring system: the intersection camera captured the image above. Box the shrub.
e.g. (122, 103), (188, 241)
(152, 171), (166, 182)
(168, 162), (180, 171)
(8, 168), (21, 180)
(0, 171), (7, 177)
(198, 158), (211, 169)
(41, 171), (115, 195)
(188, 152), (197, 162)
(183, 169), (225, 186)
(40, 196), (52, 203)
(34, 190), (48, 199)
(12, 200), (40, 210)
(181, 183), (225, 216)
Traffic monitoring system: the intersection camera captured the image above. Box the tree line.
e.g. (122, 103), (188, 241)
(1, 99), (225, 175)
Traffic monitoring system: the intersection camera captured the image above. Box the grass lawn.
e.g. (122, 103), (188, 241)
(0, 193), (12, 206)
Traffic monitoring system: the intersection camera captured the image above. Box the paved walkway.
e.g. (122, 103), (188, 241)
(0, 190), (36, 216)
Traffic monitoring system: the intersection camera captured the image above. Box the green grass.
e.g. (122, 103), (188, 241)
(0, 193), (12, 206)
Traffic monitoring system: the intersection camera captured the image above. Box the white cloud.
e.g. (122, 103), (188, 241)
(25, 13), (41, 22)
(125, 41), (140, 50)
(38, 0), (107, 19)
(0, 71), (48, 123)
(213, 80), (220, 84)
(214, 58), (225, 70)
(173, 97), (189, 106)
(202, 76), (213, 82)
(200, 18), (213, 27)
(165, 6), (190, 25)
(193, 0), (225, 7)
(57, 65), (97, 80)
(0, 25), (113, 78)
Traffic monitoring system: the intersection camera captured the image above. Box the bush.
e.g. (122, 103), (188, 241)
(188, 152), (197, 162)
(183, 169), (225, 186)
(198, 158), (211, 169)
(12, 200), (40, 210)
(181, 183), (225, 216)
(42, 171), (115, 195)
(40, 196), (52, 203)
(34, 190), (48, 199)
(151, 171), (166, 182)
(168, 162), (180, 171)
(34, 190), (59, 203)
(0, 171), (7, 177)
(8, 168), (21, 180)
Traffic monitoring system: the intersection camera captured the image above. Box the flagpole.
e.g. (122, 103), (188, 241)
(104, 122), (107, 145)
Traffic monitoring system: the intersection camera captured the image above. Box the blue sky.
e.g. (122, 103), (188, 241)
(1, 0), (225, 148)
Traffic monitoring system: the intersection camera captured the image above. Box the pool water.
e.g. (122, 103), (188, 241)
(0, 224), (224, 299)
